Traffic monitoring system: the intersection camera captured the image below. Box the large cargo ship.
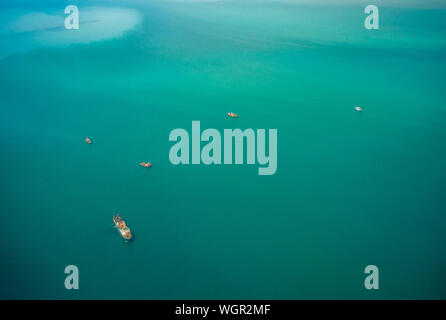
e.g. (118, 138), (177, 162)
(113, 214), (133, 241)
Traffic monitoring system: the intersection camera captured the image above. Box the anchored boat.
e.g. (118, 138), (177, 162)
(139, 161), (152, 168)
(113, 214), (133, 241)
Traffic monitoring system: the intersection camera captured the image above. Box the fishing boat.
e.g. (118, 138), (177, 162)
(227, 112), (239, 118)
(85, 137), (92, 144)
(140, 161), (152, 168)
(113, 214), (133, 241)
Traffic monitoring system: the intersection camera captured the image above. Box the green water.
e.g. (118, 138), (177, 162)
(1, 1), (446, 299)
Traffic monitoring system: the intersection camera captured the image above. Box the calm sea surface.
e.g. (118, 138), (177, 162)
(0, 1), (445, 299)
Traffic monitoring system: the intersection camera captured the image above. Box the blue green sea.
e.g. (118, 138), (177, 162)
(0, 0), (445, 299)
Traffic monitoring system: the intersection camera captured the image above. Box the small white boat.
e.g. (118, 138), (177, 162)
(354, 106), (363, 112)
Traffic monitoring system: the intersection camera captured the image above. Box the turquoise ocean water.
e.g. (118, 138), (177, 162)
(0, 0), (445, 299)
